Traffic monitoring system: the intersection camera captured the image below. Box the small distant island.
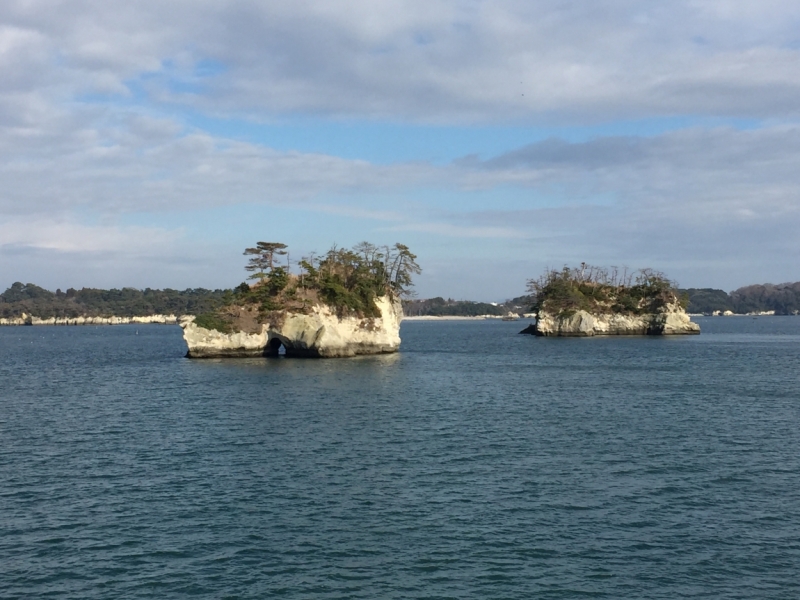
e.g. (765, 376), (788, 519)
(519, 264), (700, 336)
(182, 241), (419, 358)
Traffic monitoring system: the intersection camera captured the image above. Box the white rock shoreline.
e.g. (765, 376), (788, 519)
(0, 314), (178, 326)
(523, 304), (700, 337)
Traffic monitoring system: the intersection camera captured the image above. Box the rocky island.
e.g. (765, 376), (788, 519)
(182, 241), (418, 358)
(520, 264), (700, 337)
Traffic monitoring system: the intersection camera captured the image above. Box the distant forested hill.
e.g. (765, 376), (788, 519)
(0, 283), (230, 319)
(403, 294), (533, 317)
(402, 297), (506, 317)
(681, 288), (736, 314)
(729, 282), (800, 315)
(682, 282), (800, 315)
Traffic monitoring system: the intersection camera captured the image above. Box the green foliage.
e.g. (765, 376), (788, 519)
(243, 242), (288, 282)
(313, 246), (383, 317)
(319, 276), (371, 315)
(680, 288), (734, 313)
(242, 281), (279, 313)
(298, 259), (318, 281)
(229, 241), (421, 318)
(679, 285), (800, 315)
(266, 267), (290, 296)
(428, 300), (481, 317)
(527, 264), (680, 318)
(193, 313), (233, 333)
(678, 291), (690, 311)
(402, 297), (506, 317)
(730, 282), (800, 315)
(0, 283), (229, 319)
(0, 282), (54, 302)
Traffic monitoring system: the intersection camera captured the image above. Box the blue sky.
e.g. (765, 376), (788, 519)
(2, 1), (800, 300)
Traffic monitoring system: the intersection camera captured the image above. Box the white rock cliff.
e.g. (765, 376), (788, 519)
(527, 303), (700, 337)
(181, 295), (404, 358)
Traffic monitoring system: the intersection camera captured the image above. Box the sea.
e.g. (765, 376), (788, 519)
(1, 317), (799, 599)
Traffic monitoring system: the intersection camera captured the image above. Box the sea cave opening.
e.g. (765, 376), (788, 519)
(268, 337), (286, 357)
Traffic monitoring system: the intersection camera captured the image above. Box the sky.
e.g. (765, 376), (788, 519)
(2, 0), (800, 300)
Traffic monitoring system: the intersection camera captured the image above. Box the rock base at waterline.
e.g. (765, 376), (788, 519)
(520, 308), (700, 337)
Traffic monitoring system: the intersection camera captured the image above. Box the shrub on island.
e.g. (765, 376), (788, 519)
(523, 264), (699, 336)
(184, 241), (419, 357)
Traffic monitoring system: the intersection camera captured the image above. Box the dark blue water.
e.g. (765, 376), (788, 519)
(1, 317), (799, 599)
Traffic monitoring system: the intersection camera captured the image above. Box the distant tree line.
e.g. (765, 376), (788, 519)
(680, 289), (735, 314)
(0, 282), (229, 319)
(5, 274), (798, 322)
(402, 297), (507, 317)
(682, 283), (800, 315)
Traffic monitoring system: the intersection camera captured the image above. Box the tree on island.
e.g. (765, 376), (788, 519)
(243, 242), (288, 282)
(194, 240), (422, 331)
(527, 263), (685, 318)
(386, 243), (421, 296)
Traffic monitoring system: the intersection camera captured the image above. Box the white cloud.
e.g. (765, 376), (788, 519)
(3, 1), (800, 122)
(444, 126), (800, 290)
(472, 126), (800, 223)
(2, 103), (800, 292)
(384, 221), (524, 239)
(0, 217), (219, 290)
(0, 106), (441, 217)
(0, 218), (178, 254)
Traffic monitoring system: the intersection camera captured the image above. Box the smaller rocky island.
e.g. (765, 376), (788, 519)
(183, 241), (419, 358)
(520, 264), (700, 337)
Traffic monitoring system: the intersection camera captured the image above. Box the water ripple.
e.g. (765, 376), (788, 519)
(1, 318), (799, 598)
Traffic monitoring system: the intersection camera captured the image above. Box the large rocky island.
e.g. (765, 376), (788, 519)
(520, 264), (700, 337)
(182, 241), (418, 358)
(182, 295), (403, 358)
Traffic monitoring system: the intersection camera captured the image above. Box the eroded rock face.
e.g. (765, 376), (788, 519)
(181, 295), (403, 358)
(524, 304), (700, 337)
(180, 317), (269, 357)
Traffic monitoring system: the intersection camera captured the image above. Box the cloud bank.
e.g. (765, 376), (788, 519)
(4, 1), (800, 121)
(1, 1), (799, 296)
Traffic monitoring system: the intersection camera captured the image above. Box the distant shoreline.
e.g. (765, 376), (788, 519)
(403, 315), (534, 321)
(1, 313), (792, 326)
(0, 315), (178, 326)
